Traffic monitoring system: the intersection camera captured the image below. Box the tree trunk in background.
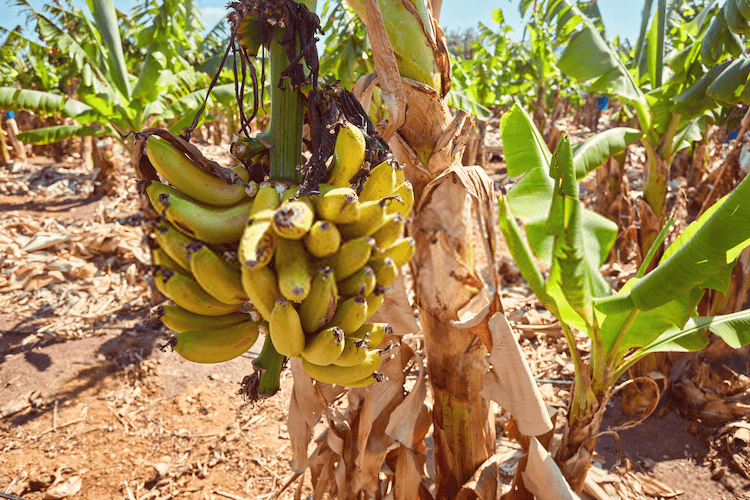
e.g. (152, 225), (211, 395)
(5, 116), (27, 160)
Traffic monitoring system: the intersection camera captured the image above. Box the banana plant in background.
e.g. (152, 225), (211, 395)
(498, 105), (750, 492)
(318, 0), (373, 89)
(0, 0), (239, 155)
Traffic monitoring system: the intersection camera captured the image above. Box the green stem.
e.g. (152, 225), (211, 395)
(604, 307), (639, 369)
(611, 349), (647, 384)
(661, 113), (681, 165)
(632, 100), (657, 146)
(253, 333), (285, 397)
(636, 216), (674, 279)
(562, 321), (596, 424)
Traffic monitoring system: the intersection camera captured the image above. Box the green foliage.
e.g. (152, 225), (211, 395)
(318, 0), (373, 88)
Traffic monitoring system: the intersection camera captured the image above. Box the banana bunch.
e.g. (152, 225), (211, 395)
(140, 126), (414, 388)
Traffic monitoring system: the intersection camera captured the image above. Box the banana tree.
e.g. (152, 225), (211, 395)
(498, 104), (750, 492)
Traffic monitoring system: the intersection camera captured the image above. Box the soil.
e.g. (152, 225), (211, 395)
(2, 138), (749, 500)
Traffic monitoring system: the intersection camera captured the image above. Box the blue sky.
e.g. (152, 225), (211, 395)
(0, 0), (646, 48)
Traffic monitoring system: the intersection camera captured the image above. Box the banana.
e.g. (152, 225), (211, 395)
(187, 242), (247, 305)
(359, 161), (398, 202)
(372, 237), (415, 267)
(272, 201), (314, 239)
(153, 247), (191, 275)
(275, 238), (313, 301)
(371, 213), (405, 251)
(386, 181), (415, 218)
(241, 265), (280, 322)
(146, 136), (250, 206)
(304, 220), (341, 258)
(251, 184), (281, 216)
(344, 374), (380, 388)
(325, 236), (375, 280)
(239, 218), (275, 269)
(370, 257), (398, 288)
(153, 219), (193, 271)
(154, 268), (241, 316)
(252, 330), (285, 397)
(337, 199), (389, 239)
(269, 298), (306, 357)
(366, 285), (386, 317)
(328, 122), (366, 188)
(394, 163), (405, 185)
(143, 181), (252, 244)
(326, 293), (368, 335)
(333, 337), (370, 367)
(300, 326), (345, 366)
(154, 305), (253, 333)
(352, 322), (393, 348)
(337, 265), (376, 297)
(314, 187), (360, 224)
(302, 348), (382, 386)
(164, 319), (262, 363)
(299, 267), (338, 333)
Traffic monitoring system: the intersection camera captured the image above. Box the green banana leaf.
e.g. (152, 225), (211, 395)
(17, 124), (104, 144)
(446, 88), (492, 122)
(0, 88), (94, 119)
(500, 104), (552, 178)
(572, 127), (643, 180)
(706, 57), (750, 105)
(87, 0), (131, 99)
(647, 0), (666, 88)
(671, 115), (709, 155)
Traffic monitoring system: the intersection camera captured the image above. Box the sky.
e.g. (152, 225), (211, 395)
(0, 0), (647, 50)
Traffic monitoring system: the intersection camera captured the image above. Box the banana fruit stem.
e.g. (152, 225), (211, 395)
(268, 27), (304, 183)
(253, 332), (285, 397)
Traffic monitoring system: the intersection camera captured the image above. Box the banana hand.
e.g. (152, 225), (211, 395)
(155, 305), (254, 333)
(300, 326), (345, 366)
(153, 219), (194, 272)
(165, 319), (263, 363)
(302, 348), (382, 386)
(154, 268), (241, 316)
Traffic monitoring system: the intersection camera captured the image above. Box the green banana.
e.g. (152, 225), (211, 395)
(337, 265), (376, 297)
(298, 267), (338, 333)
(272, 201), (314, 239)
(304, 220), (341, 258)
(352, 322), (393, 348)
(187, 242), (247, 305)
(337, 199), (389, 239)
(386, 181), (415, 218)
(359, 161), (398, 202)
(154, 268), (241, 316)
(328, 122), (366, 187)
(302, 348), (382, 386)
(314, 187), (360, 224)
(239, 217), (275, 269)
(154, 305), (253, 333)
(252, 332), (285, 397)
(143, 181), (252, 244)
(146, 136), (249, 207)
(300, 326), (345, 366)
(165, 319), (263, 363)
(153, 219), (193, 271)
(325, 236), (375, 281)
(269, 298), (306, 357)
(153, 247), (191, 275)
(333, 337), (370, 367)
(251, 184), (281, 216)
(275, 238), (313, 301)
(370, 257), (398, 288)
(373, 237), (415, 267)
(326, 293), (368, 335)
(366, 285), (386, 317)
(241, 265), (280, 322)
(371, 213), (405, 251)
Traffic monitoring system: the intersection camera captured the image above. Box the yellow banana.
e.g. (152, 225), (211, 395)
(269, 298), (306, 357)
(302, 348), (382, 386)
(164, 319), (263, 363)
(337, 199), (389, 240)
(153, 247), (191, 275)
(359, 160), (398, 202)
(326, 293), (368, 335)
(328, 122), (366, 187)
(386, 181), (415, 218)
(143, 181), (252, 244)
(238, 218), (275, 269)
(370, 257), (398, 288)
(300, 326), (345, 366)
(272, 201), (314, 239)
(352, 322), (393, 348)
(299, 267), (338, 333)
(394, 163), (405, 185)
(241, 265), (279, 322)
(373, 237), (415, 267)
(188, 242), (247, 305)
(371, 212), (405, 251)
(154, 305), (253, 333)
(303, 220), (341, 258)
(153, 219), (193, 271)
(251, 184), (281, 216)
(344, 374), (380, 388)
(153, 268), (241, 316)
(275, 238), (314, 301)
(337, 265), (376, 297)
(314, 187), (360, 224)
(333, 337), (370, 367)
(146, 135), (250, 206)
(325, 236), (375, 280)
(366, 285), (386, 317)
